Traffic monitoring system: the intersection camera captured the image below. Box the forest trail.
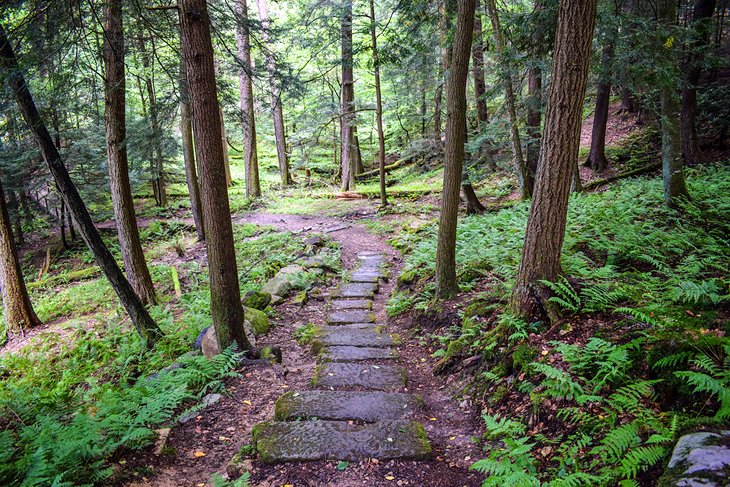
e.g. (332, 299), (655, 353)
(124, 211), (482, 487)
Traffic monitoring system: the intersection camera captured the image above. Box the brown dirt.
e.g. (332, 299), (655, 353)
(580, 101), (642, 149)
(117, 211), (483, 487)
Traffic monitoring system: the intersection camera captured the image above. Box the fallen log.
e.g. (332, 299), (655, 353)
(355, 156), (417, 180)
(583, 162), (661, 190)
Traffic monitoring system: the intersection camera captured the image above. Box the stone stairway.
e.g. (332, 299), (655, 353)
(252, 251), (432, 463)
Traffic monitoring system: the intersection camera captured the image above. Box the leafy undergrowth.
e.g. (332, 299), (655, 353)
(0, 223), (328, 485)
(389, 165), (730, 485)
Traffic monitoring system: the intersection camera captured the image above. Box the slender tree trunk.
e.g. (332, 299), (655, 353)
(179, 54), (205, 241)
(472, 0), (488, 125)
(256, 0), (291, 186)
(526, 66), (541, 195)
(0, 23), (163, 345)
(681, 0), (716, 166)
(220, 107), (233, 187)
(340, 0), (357, 191)
(59, 197), (68, 249)
(511, 0), (597, 322)
(435, 0), (475, 299)
(585, 40), (614, 172)
(353, 126), (364, 175)
(369, 0), (388, 206)
(179, 0), (250, 352)
(0, 177), (40, 335)
(236, 0), (261, 197)
(659, 0), (691, 208)
(485, 0), (530, 199)
(433, 0), (451, 142)
(7, 190), (23, 246)
(103, 0), (157, 306)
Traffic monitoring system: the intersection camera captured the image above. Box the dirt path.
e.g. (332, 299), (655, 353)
(121, 212), (482, 487)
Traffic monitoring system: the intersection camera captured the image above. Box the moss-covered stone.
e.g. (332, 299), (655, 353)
(512, 344), (538, 373)
(244, 306), (270, 336)
(464, 299), (495, 318)
(242, 290), (272, 310)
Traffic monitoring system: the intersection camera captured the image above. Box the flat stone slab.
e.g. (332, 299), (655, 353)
(274, 391), (424, 422)
(350, 271), (380, 283)
(333, 282), (377, 298)
(327, 309), (375, 325)
(313, 363), (406, 390)
(324, 224), (351, 233)
(315, 326), (394, 348)
(330, 299), (372, 311)
(319, 346), (398, 363)
(253, 420), (431, 462)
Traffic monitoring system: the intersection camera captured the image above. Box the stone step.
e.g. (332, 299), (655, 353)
(333, 282), (378, 298)
(312, 326), (395, 349)
(327, 309), (375, 325)
(350, 271), (380, 283)
(319, 345), (398, 363)
(274, 391), (424, 422)
(329, 299), (372, 311)
(313, 363), (406, 390)
(253, 420), (431, 463)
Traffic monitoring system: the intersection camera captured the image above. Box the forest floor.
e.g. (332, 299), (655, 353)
(118, 210), (483, 487)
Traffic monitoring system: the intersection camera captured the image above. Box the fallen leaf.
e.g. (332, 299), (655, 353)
(243, 400), (252, 406)
(385, 476), (395, 481)
(429, 417), (437, 421)
(193, 451), (206, 458)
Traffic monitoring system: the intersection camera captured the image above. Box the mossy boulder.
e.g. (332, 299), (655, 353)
(242, 290), (271, 310)
(244, 306), (270, 336)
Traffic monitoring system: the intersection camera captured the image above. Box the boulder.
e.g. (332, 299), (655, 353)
(242, 290), (272, 310)
(277, 264), (304, 277)
(244, 306), (270, 336)
(304, 235), (325, 247)
(660, 431), (730, 486)
(200, 326), (219, 359)
(262, 276), (291, 297)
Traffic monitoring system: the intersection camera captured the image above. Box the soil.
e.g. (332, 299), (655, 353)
(117, 208), (483, 487)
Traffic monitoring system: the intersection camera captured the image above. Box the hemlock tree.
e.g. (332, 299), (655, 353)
(585, 21), (616, 172)
(0, 23), (163, 346)
(472, 0), (488, 126)
(179, 54), (205, 241)
(435, 0), (476, 299)
(658, 0), (690, 208)
(103, 0), (157, 305)
(340, 0), (357, 191)
(511, 0), (597, 322)
(237, 0), (261, 198)
(257, 0), (291, 186)
(0, 175), (40, 335)
(369, 0), (387, 206)
(179, 0), (250, 352)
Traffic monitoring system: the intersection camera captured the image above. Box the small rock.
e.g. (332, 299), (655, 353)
(200, 326), (220, 359)
(178, 410), (198, 424)
(661, 431), (730, 486)
(242, 290), (272, 310)
(262, 276), (291, 297)
(270, 294), (285, 305)
(153, 428), (171, 455)
(304, 235), (324, 247)
(202, 393), (222, 407)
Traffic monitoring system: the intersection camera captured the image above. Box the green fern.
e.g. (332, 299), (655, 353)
(541, 276), (581, 313)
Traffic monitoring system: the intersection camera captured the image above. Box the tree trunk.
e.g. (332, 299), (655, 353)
(179, 53), (205, 241)
(369, 0), (388, 206)
(179, 0), (250, 352)
(511, 0), (597, 322)
(435, 0), (475, 299)
(340, 0), (357, 191)
(0, 23), (163, 346)
(59, 198), (68, 249)
(462, 179), (486, 215)
(7, 190), (23, 246)
(472, 0), (489, 125)
(236, 0), (261, 197)
(433, 0), (451, 142)
(256, 0), (291, 186)
(137, 35), (167, 207)
(659, 0), (691, 208)
(353, 126), (364, 175)
(618, 86), (637, 114)
(220, 107), (232, 187)
(0, 177), (40, 335)
(485, 0), (530, 199)
(526, 66), (541, 195)
(585, 39), (614, 172)
(681, 0), (717, 166)
(103, 0), (157, 306)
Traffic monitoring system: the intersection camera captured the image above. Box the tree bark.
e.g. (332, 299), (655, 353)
(435, 0), (475, 299)
(681, 0), (716, 166)
(0, 23), (163, 346)
(485, 0), (530, 199)
(585, 39), (614, 172)
(236, 0), (261, 197)
(433, 0), (451, 142)
(179, 52), (205, 241)
(103, 0), (157, 306)
(472, 0), (488, 125)
(220, 107), (233, 187)
(256, 0), (291, 186)
(659, 0), (691, 208)
(179, 0), (250, 352)
(0, 177), (40, 335)
(511, 0), (597, 322)
(369, 0), (388, 206)
(526, 66), (541, 194)
(340, 0), (357, 191)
